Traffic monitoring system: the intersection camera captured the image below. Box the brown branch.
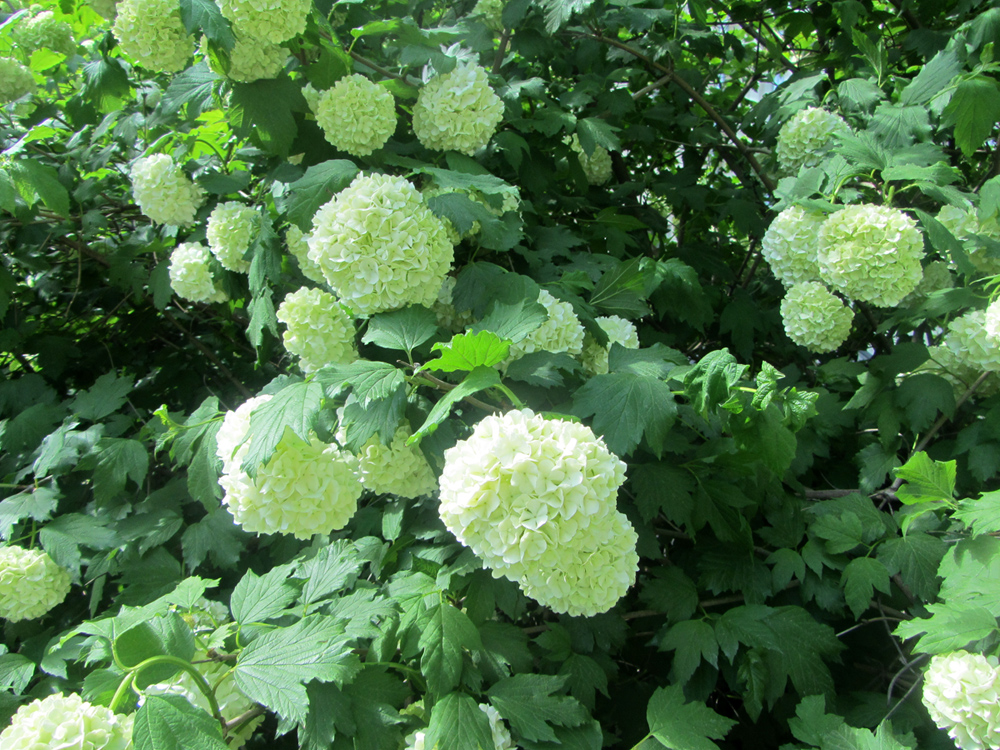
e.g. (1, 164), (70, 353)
(412, 371), (501, 413)
(493, 28), (512, 73)
(804, 488), (860, 499)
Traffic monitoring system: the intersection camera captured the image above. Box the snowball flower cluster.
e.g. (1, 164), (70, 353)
(937, 205), (1000, 276)
(130, 154), (205, 226)
(780, 282), (853, 353)
(113, 0), (194, 73)
(569, 134), (613, 185)
(903, 260), (954, 304)
(0, 693), (133, 750)
(438, 409), (638, 616)
(412, 63), (504, 155)
(922, 651), (1000, 750)
(472, 0), (504, 31)
(0, 545), (71, 622)
(986, 298), (1000, 345)
(775, 106), (849, 173)
(816, 204), (923, 307)
(507, 289), (585, 362)
(216, 395), (363, 539)
(276, 287), (357, 373)
(207, 202), (256, 273)
(404, 704), (514, 750)
(760, 206), (825, 287)
(582, 315), (639, 375)
(315, 75), (397, 156)
(168, 243), (227, 304)
(286, 225), (326, 286)
(12, 10), (76, 57)
(203, 34), (286, 83)
(218, 0), (310, 43)
(307, 173), (454, 314)
(0, 58), (36, 104)
(944, 310), (1000, 373)
(355, 425), (438, 499)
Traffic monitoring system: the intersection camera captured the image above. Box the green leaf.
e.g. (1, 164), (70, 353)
(115, 614), (196, 687)
(8, 160), (70, 217)
(133, 694), (230, 750)
(161, 62), (219, 115)
(646, 685), (737, 750)
(247, 214), (281, 294)
(0, 486), (59, 540)
(427, 192), (496, 236)
(841, 558), (891, 619)
(472, 295), (548, 343)
(893, 451), (956, 505)
(590, 257), (650, 318)
(610, 344), (686, 380)
(410, 366), (501, 443)
(894, 603), (998, 654)
(234, 615), (360, 723)
(425, 331), (510, 372)
(937, 535), (1000, 617)
(900, 48), (961, 106)
(247, 288), (278, 348)
(186, 423), (222, 510)
(683, 349), (747, 416)
(730, 406), (797, 476)
(72, 371), (134, 421)
(639, 567), (699, 623)
(487, 674), (588, 743)
(558, 654), (608, 710)
(339, 386), (406, 450)
(40, 513), (119, 577)
(573, 372), (677, 457)
(422, 692), (495, 750)
(285, 160), (360, 230)
(315, 361), (406, 405)
(876, 532), (945, 601)
(240, 380), (323, 476)
(954, 489), (1000, 535)
(181, 508), (245, 571)
(297, 540), (363, 608)
(894, 374), (955, 431)
(944, 76), (1000, 157)
(576, 116), (621, 155)
(93, 438), (148, 502)
(363, 306), (439, 355)
(659, 619), (719, 684)
(81, 57), (131, 111)
(540, 0), (595, 33)
(228, 76), (303, 157)
(178, 0), (234, 49)
(230, 565), (299, 624)
(631, 462), (694, 526)
(650, 259), (714, 331)
(419, 600), (482, 696)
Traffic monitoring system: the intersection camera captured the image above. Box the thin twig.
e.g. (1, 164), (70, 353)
(412, 371), (500, 413)
(347, 49), (421, 87)
(493, 28), (512, 73)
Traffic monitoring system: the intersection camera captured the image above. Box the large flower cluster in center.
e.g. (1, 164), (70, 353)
(438, 409), (638, 616)
(0, 693), (133, 750)
(412, 63), (504, 155)
(922, 651), (1000, 750)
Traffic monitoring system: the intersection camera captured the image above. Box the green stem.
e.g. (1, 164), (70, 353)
(494, 382), (525, 409)
(124, 655), (226, 726)
(109, 673), (136, 713)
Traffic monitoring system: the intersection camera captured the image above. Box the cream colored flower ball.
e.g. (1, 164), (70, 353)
(0, 58), (36, 104)
(761, 206), (825, 287)
(0, 693), (132, 750)
(922, 651), (1000, 750)
(582, 315), (639, 375)
(507, 289), (585, 362)
(130, 154), (205, 227)
(168, 243), (228, 304)
(780, 281), (853, 353)
(944, 309), (1000, 373)
(207, 202), (256, 273)
(776, 106), (849, 173)
(0, 545), (71, 622)
(276, 287), (357, 373)
(412, 63), (504, 155)
(569, 133), (613, 186)
(356, 425), (438, 499)
(218, 0), (311, 44)
(315, 75), (396, 157)
(113, 0), (194, 73)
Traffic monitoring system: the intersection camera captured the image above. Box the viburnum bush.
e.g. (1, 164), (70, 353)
(4, 0), (1000, 748)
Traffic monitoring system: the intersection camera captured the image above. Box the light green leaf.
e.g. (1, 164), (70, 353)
(161, 62), (218, 115)
(230, 565), (299, 624)
(576, 117), (621, 154)
(893, 451), (956, 505)
(471, 295), (548, 343)
(894, 603), (998, 654)
(425, 331), (510, 372)
(240, 380), (323, 476)
(486, 674), (588, 743)
(876, 532), (945, 601)
(315, 361), (406, 405)
(296, 540), (363, 608)
(363, 306), (439, 355)
(133, 694), (230, 750)
(72, 372), (134, 421)
(8, 160), (70, 217)
(410, 365), (501, 443)
(954, 489), (1000, 535)
(646, 685), (737, 750)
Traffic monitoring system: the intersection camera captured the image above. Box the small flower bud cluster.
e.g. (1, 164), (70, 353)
(0, 693), (133, 750)
(569, 134), (613, 185)
(113, 0), (194, 73)
(307, 173), (454, 314)
(404, 704), (514, 750)
(203, 34), (287, 83)
(438, 409), (638, 616)
(944, 310), (1000, 373)
(315, 75), (397, 156)
(218, 0), (311, 43)
(0, 545), (71, 622)
(216, 395), (363, 539)
(582, 315), (639, 375)
(817, 204), (924, 307)
(922, 651), (1000, 750)
(507, 289), (585, 362)
(168, 243), (228, 304)
(937, 205), (1000, 276)
(207, 202), (256, 273)
(0, 58), (36, 104)
(903, 260), (954, 305)
(472, 0), (504, 31)
(412, 63), (504, 155)
(130, 154), (206, 227)
(761, 206), (825, 287)
(12, 10), (76, 57)
(276, 287), (357, 373)
(356, 425), (438, 499)
(775, 106), (849, 173)
(780, 282), (854, 353)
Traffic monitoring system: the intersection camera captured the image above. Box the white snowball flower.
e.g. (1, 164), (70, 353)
(775, 106), (849, 173)
(0, 545), (71, 622)
(356, 425), (438, 499)
(944, 310), (1000, 373)
(286, 225), (326, 286)
(0, 693), (133, 750)
(760, 206), (825, 287)
(780, 281), (853, 353)
(207, 202), (256, 273)
(216, 396), (362, 539)
(938, 205), (1000, 276)
(922, 651), (1000, 750)
(817, 204), (924, 307)
(507, 289), (585, 362)
(276, 287), (357, 373)
(472, 0), (504, 31)
(902, 260), (954, 305)
(168, 243), (227, 304)
(315, 75), (397, 156)
(0, 58), (35, 104)
(12, 10), (76, 57)
(113, 0), (194, 73)
(202, 34), (287, 83)
(986, 298), (1000, 345)
(582, 315), (639, 375)
(307, 173), (454, 314)
(438, 409), (636, 616)
(569, 134), (613, 186)
(130, 154), (206, 227)
(412, 63), (504, 155)
(218, 0), (310, 43)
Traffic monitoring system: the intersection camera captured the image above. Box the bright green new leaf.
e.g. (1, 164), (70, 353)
(646, 685), (737, 750)
(954, 489), (1000, 535)
(893, 451), (956, 505)
(894, 602), (998, 654)
(425, 331), (510, 372)
(8, 160), (70, 217)
(240, 380), (323, 476)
